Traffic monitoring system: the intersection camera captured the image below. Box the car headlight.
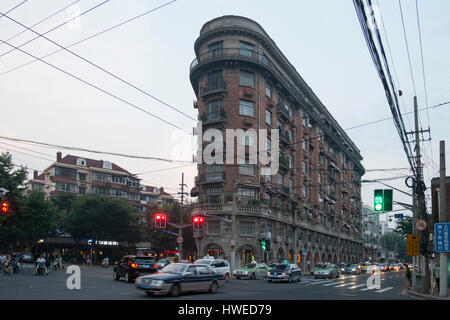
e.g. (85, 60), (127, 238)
(152, 280), (164, 286)
(351, 268), (356, 271)
(243, 271), (248, 275)
(281, 272), (287, 276)
(267, 272), (271, 276)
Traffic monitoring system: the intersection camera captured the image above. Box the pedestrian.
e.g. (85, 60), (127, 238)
(434, 263), (440, 293)
(404, 264), (411, 290)
(86, 254), (91, 266)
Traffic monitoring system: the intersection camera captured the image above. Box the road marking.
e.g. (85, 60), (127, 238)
(376, 287), (394, 293)
(333, 282), (357, 288)
(360, 287), (376, 291)
(348, 284), (366, 289)
(323, 281), (343, 286)
(309, 280), (335, 285)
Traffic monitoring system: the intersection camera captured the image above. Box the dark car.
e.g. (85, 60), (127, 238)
(267, 263), (303, 283)
(113, 255), (157, 283)
(135, 263), (226, 297)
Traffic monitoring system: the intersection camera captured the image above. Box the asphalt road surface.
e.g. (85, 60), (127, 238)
(0, 263), (421, 300)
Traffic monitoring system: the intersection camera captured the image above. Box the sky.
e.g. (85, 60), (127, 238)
(0, 0), (449, 229)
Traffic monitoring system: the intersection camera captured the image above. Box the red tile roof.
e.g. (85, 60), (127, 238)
(34, 173), (45, 181)
(58, 155), (131, 175)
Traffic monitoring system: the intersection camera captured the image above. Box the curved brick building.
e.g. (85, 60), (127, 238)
(189, 16), (365, 270)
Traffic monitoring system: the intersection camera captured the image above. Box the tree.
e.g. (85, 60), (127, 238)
(395, 216), (413, 239)
(64, 195), (145, 245)
(379, 232), (407, 261)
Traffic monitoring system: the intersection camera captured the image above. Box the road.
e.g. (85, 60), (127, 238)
(0, 263), (421, 300)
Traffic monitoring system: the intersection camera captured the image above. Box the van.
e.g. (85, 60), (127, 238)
(194, 256), (230, 282)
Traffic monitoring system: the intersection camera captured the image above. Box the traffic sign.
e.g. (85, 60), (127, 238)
(394, 214), (404, 219)
(415, 219), (428, 232)
(302, 250), (307, 255)
(176, 236), (183, 244)
(434, 222), (450, 253)
(407, 234), (419, 256)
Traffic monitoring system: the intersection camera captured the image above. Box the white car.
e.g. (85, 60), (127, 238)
(194, 257), (230, 282)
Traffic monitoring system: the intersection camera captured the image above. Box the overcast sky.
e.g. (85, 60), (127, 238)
(0, 0), (449, 229)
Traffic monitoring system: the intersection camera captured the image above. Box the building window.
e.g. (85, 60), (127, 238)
(265, 109), (272, 126)
(237, 187), (257, 203)
(55, 166), (76, 179)
(266, 137), (271, 154)
(239, 70), (254, 87)
(78, 173), (87, 181)
(262, 54), (270, 66)
(239, 164), (255, 176)
(207, 221), (221, 234)
(263, 167), (272, 182)
(32, 184), (44, 191)
(130, 193), (140, 201)
(302, 184), (307, 199)
(289, 154), (294, 169)
(207, 99), (223, 121)
(239, 99), (254, 117)
(302, 161), (307, 174)
(206, 70), (223, 90)
(112, 176), (126, 184)
(239, 221), (255, 236)
(206, 164), (223, 181)
(302, 139), (307, 151)
(208, 41), (223, 57)
(239, 41), (254, 57)
(277, 173), (284, 187)
(55, 182), (76, 192)
(205, 187), (222, 203)
(265, 82), (272, 98)
(93, 186), (110, 195)
(93, 172), (111, 182)
(289, 179), (294, 193)
(78, 187), (86, 194)
(319, 172), (322, 184)
(302, 116), (308, 127)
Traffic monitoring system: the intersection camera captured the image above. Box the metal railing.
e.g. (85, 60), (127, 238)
(190, 48), (311, 108)
(200, 80), (226, 96)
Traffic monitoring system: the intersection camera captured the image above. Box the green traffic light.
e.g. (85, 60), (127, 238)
(374, 189), (384, 212)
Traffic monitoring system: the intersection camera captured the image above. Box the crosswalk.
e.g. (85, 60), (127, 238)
(300, 277), (394, 293)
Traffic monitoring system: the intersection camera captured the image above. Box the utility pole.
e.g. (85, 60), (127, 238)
(439, 140), (448, 297)
(178, 173), (187, 261)
(410, 96), (431, 293)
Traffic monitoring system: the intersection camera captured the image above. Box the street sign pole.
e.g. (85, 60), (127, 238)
(439, 140), (448, 297)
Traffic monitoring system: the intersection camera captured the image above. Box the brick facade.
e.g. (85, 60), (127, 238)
(189, 16), (365, 270)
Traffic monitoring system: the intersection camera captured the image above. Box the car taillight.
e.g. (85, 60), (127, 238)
(154, 264), (157, 268)
(131, 263), (138, 268)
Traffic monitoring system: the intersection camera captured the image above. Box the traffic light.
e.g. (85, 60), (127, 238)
(374, 189), (393, 212)
(154, 213), (167, 228)
(261, 240), (267, 250)
(1, 201), (8, 214)
(383, 189), (393, 212)
(266, 240), (271, 251)
(374, 189), (383, 212)
(193, 215), (204, 230)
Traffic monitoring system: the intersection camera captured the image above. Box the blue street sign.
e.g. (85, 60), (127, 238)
(394, 214), (404, 219)
(434, 222), (450, 253)
(302, 250), (307, 255)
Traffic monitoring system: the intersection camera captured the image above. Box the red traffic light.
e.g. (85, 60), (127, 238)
(156, 214), (161, 220)
(193, 215), (204, 230)
(1, 201), (8, 213)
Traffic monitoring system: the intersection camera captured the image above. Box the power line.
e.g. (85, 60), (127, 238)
(398, 0), (417, 97)
(0, 36), (192, 135)
(0, 1), (195, 123)
(0, 0), (111, 60)
(0, 0), (81, 49)
(0, 0), (175, 78)
(0, 141), (55, 159)
(0, 135), (193, 163)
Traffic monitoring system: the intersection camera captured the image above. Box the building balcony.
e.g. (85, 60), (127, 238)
(196, 172), (226, 184)
(276, 103), (290, 121)
(200, 80), (226, 97)
(279, 130), (291, 145)
(190, 48), (311, 111)
(200, 108), (227, 126)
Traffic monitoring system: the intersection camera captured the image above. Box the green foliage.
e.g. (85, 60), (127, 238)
(379, 232), (407, 260)
(64, 195), (144, 244)
(1, 191), (60, 249)
(394, 216), (413, 239)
